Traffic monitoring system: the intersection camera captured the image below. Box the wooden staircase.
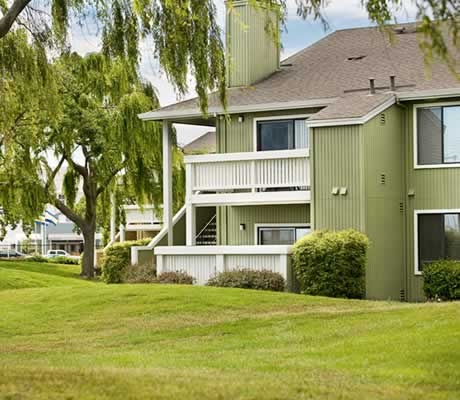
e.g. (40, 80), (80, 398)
(196, 215), (217, 246)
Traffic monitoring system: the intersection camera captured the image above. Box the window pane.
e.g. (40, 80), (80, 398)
(417, 107), (442, 165)
(258, 121), (294, 151)
(295, 120), (309, 149)
(296, 228), (311, 241)
(418, 213), (460, 271)
(259, 228), (295, 245)
(443, 106), (460, 163)
(444, 214), (460, 260)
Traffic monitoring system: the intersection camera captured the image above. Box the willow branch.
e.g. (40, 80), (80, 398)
(53, 197), (85, 228)
(0, 0), (31, 38)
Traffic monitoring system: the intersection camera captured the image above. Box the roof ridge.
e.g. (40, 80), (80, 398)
(334, 20), (418, 33)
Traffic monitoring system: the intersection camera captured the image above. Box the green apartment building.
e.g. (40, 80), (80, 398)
(135, 0), (460, 301)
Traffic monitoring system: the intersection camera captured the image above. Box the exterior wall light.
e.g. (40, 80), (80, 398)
(238, 116), (245, 123)
(239, 223), (246, 231)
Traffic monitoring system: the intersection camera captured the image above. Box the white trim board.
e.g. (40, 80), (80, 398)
(254, 223), (311, 245)
(190, 191), (311, 207)
(413, 101), (460, 170)
(155, 245), (293, 256)
(184, 148), (309, 164)
(398, 88), (460, 101)
(413, 208), (460, 275)
(138, 98), (336, 122)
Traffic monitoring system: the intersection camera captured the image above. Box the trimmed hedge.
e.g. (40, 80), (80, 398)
(292, 229), (369, 299)
(207, 269), (285, 292)
(155, 271), (194, 285)
(48, 256), (80, 265)
(423, 260), (460, 301)
(24, 255), (49, 263)
(101, 239), (151, 284)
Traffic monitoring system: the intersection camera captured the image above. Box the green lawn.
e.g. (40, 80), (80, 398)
(0, 261), (459, 399)
(0, 259), (93, 290)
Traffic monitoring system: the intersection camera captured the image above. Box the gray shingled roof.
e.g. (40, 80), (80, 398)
(308, 93), (395, 121)
(183, 131), (216, 154)
(142, 23), (460, 120)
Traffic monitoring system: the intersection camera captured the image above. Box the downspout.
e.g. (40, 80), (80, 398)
(396, 98), (409, 301)
(309, 127), (316, 230)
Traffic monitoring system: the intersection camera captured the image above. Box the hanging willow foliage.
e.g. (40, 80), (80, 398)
(0, 49), (184, 277)
(2, 1), (460, 114)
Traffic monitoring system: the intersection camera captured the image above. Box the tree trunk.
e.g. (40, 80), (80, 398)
(81, 226), (96, 279)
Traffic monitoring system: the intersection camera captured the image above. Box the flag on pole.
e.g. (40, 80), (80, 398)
(34, 215), (48, 226)
(44, 210), (58, 226)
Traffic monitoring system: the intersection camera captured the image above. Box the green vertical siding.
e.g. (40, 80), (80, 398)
(226, 0), (279, 87)
(313, 108), (406, 301)
(363, 105), (405, 300)
(312, 125), (364, 231)
(216, 109), (320, 153)
(216, 109), (318, 245)
(404, 99), (460, 301)
(219, 205), (310, 246)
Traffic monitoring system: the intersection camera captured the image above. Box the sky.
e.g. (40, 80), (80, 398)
(70, 0), (418, 146)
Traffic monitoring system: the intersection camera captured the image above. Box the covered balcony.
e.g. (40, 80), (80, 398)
(185, 148), (311, 206)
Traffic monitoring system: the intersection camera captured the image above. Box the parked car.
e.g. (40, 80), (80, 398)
(0, 250), (26, 258)
(45, 249), (80, 260)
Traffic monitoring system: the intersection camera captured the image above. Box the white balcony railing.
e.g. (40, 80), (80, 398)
(123, 205), (161, 231)
(185, 149), (310, 206)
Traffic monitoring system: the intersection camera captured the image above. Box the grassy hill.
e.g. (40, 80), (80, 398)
(0, 260), (459, 400)
(0, 260), (94, 290)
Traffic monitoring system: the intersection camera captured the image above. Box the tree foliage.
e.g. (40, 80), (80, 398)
(0, 46), (184, 277)
(1, 1), (460, 111)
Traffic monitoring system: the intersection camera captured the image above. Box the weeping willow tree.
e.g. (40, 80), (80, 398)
(0, 29), (59, 237)
(0, 50), (184, 278)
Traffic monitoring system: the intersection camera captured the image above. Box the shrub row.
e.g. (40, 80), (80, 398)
(207, 269), (285, 292)
(423, 260), (460, 301)
(23, 255), (80, 264)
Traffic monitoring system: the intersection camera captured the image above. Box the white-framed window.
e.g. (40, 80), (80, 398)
(414, 209), (460, 275)
(253, 115), (310, 152)
(255, 224), (311, 245)
(414, 102), (460, 168)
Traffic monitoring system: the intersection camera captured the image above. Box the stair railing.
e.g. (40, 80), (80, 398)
(195, 214), (217, 243)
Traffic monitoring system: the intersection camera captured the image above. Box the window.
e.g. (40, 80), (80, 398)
(417, 212), (460, 273)
(257, 226), (310, 245)
(417, 105), (460, 165)
(257, 119), (308, 151)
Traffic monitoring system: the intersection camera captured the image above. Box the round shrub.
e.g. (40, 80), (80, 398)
(101, 239), (151, 284)
(292, 229), (369, 299)
(155, 271), (194, 285)
(207, 269), (285, 292)
(423, 260), (460, 301)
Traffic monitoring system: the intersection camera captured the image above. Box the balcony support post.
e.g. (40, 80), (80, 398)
(163, 120), (173, 246)
(185, 163), (196, 246)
